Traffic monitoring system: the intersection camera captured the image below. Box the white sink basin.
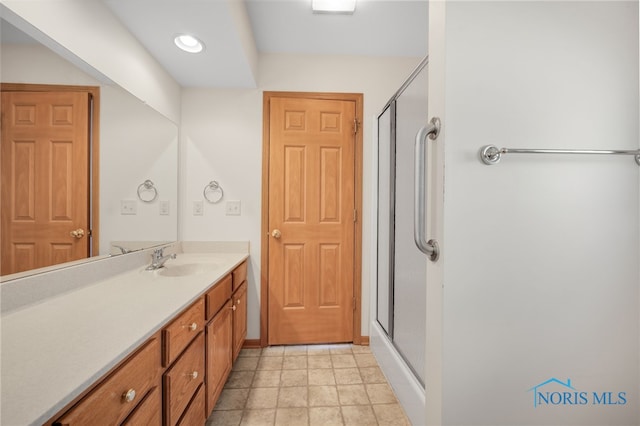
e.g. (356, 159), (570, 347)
(156, 263), (204, 277)
(149, 261), (223, 277)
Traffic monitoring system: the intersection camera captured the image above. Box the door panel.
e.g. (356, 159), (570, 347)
(268, 97), (355, 345)
(1, 91), (90, 275)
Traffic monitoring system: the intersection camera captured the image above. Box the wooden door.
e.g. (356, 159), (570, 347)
(267, 96), (356, 345)
(1, 90), (90, 275)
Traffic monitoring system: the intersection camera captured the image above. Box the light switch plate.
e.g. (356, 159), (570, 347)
(159, 200), (170, 215)
(121, 200), (137, 215)
(225, 200), (241, 216)
(193, 200), (204, 216)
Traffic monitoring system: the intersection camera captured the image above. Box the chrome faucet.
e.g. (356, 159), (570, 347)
(112, 244), (131, 254)
(146, 246), (176, 270)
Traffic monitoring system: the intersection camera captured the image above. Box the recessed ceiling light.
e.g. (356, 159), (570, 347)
(174, 34), (204, 53)
(312, 0), (356, 14)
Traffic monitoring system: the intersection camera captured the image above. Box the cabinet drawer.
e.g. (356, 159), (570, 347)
(177, 384), (205, 426)
(163, 298), (205, 366)
(164, 332), (205, 426)
(205, 274), (232, 321)
(54, 337), (161, 426)
(232, 261), (247, 291)
(122, 385), (162, 426)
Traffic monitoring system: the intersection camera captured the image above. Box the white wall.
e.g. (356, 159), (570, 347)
(429, 2), (639, 425)
(180, 53), (422, 339)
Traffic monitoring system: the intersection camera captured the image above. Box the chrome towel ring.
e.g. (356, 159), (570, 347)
(204, 180), (224, 204)
(137, 179), (158, 203)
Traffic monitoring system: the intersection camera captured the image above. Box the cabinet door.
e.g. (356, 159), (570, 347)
(205, 300), (233, 416)
(232, 281), (247, 361)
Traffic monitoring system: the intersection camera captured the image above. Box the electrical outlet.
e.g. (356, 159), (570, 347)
(159, 200), (170, 216)
(226, 200), (241, 216)
(121, 200), (137, 215)
(193, 200), (204, 216)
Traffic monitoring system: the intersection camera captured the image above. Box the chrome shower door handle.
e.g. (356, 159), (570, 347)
(414, 117), (441, 261)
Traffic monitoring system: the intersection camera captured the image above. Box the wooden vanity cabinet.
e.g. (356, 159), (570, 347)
(48, 258), (249, 426)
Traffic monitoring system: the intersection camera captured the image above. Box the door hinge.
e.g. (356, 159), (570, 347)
(353, 209), (357, 223)
(353, 297), (357, 311)
(353, 118), (359, 135)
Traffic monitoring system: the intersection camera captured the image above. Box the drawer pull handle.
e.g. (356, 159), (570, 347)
(232, 305), (237, 311)
(185, 322), (197, 331)
(187, 371), (199, 380)
(236, 299), (241, 305)
(122, 389), (136, 403)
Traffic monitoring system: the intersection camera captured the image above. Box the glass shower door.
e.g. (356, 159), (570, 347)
(376, 58), (428, 386)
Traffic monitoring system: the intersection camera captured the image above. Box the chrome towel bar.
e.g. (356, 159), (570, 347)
(480, 145), (640, 166)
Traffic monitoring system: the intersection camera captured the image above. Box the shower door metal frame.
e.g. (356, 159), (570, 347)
(376, 100), (396, 338)
(376, 56), (430, 387)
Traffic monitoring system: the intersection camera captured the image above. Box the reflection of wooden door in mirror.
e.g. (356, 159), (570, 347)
(1, 89), (92, 275)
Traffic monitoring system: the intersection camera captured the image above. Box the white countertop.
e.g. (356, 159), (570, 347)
(1, 250), (248, 426)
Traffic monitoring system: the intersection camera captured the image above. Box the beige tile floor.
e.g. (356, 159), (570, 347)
(206, 344), (412, 426)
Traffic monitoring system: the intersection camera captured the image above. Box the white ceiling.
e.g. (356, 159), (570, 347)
(102, 0), (428, 88)
(0, 0), (427, 88)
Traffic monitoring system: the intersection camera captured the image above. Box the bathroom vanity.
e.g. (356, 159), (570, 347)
(0, 242), (249, 426)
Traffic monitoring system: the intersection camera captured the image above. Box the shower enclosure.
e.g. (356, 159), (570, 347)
(372, 56), (432, 424)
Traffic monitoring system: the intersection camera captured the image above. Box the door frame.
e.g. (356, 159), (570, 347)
(1, 83), (100, 257)
(260, 91), (364, 347)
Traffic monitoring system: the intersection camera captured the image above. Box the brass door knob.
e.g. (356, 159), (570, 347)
(70, 228), (85, 239)
(271, 229), (282, 239)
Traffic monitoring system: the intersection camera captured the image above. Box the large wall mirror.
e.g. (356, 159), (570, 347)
(0, 18), (178, 279)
